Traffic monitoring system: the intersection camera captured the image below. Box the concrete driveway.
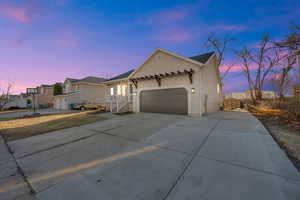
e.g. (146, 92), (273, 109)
(2, 111), (300, 200)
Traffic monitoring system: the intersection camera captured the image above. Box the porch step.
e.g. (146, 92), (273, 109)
(113, 102), (132, 114)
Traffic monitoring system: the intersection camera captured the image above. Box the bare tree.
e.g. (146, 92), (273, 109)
(268, 68), (293, 100)
(0, 83), (12, 111)
(236, 47), (257, 104)
(236, 34), (284, 103)
(274, 24), (300, 50)
(204, 33), (236, 80)
(274, 23), (300, 89)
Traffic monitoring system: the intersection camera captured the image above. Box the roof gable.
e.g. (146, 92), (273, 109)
(129, 48), (213, 78)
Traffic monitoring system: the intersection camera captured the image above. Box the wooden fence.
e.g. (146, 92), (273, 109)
(223, 98), (242, 110)
(294, 85), (300, 101)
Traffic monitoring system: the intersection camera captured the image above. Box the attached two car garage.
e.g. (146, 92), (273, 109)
(140, 88), (188, 115)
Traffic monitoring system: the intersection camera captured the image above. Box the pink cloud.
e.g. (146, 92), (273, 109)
(0, 6), (31, 23)
(219, 63), (258, 73)
(0, 80), (32, 94)
(142, 5), (196, 25)
(213, 24), (248, 32)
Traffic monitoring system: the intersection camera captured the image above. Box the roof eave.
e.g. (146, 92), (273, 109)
(104, 77), (129, 84)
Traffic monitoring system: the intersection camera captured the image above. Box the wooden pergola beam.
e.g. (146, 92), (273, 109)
(154, 75), (161, 86)
(130, 68), (195, 87)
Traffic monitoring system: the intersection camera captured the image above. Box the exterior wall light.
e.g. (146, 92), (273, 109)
(191, 88), (195, 94)
(132, 92), (137, 96)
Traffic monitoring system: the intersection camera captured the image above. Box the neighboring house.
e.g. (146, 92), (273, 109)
(245, 90), (276, 99)
(34, 84), (55, 108)
(3, 94), (31, 109)
(106, 48), (222, 116)
(225, 92), (246, 100)
(53, 76), (106, 110)
(105, 70), (135, 113)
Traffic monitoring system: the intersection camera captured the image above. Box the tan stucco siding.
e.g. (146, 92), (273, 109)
(105, 80), (130, 103)
(53, 83), (106, 109)
(36, 94), (54, 107)
(200, 57), (222, 114)
(77, 84), (106, 104)
(131, 51), (203, 116)
(132, 51), (200, 78)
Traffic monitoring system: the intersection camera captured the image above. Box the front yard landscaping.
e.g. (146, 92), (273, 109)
(0, 111), (106, 141)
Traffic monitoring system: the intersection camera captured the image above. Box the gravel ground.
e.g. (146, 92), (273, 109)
(258, 116), (300, 171)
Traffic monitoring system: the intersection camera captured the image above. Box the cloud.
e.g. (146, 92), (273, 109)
(0, 6), (31, 23)
(145, 9), (189, 25)
(219, 63), (258, 73)
(154, 28), (195, 43)
(0, 80), (32, 94)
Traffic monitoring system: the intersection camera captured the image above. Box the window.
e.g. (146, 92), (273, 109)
(217, 84), (221, 94)
(117, 85), (121, 95)
(122, 85), (127, 96)
(110, 87), (114, 96)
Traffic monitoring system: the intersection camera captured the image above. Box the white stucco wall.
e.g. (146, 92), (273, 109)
(200, 56), (222, 114)
(3, 95), (28, 109)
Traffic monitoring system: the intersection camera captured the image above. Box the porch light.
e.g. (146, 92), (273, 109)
(191, 88), (195, 94)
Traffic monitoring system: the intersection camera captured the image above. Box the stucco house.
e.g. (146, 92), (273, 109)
(105, 70), (135, 113)
(34, 84), (55, 108)
(2, 94), (30, 109)
(53, 76), (106, 110)
(106, 48), (222, 116)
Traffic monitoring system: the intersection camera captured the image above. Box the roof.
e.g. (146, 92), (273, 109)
(188, 52), (215, 64)
(40, 84), (54, 88)
(66, 76), (106, 84)
(107, 69), (135, 81)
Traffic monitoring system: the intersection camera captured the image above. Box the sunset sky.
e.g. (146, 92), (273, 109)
(0, 0), (299, 94)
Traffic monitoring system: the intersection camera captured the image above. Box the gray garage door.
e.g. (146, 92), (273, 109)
(140, 88), (188, 115)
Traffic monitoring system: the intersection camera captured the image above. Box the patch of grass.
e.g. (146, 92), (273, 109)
(0, 111), (106, 141)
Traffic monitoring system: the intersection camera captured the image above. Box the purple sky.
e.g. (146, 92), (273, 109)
(0, 0), (299, 94)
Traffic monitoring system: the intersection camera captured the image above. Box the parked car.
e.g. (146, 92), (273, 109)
(71, 103), (107, 111)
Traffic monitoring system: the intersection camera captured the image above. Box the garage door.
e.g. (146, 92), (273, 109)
(140, 88), (188, 115)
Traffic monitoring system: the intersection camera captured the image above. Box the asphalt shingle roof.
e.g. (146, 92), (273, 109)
(107, 69), (135, 81)
(66, 76), (106, 84)
(188, 52), (215, 64)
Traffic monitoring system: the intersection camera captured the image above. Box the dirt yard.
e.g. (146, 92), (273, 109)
(248, 105), (300, 170)
(0, 111), (106, 141)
